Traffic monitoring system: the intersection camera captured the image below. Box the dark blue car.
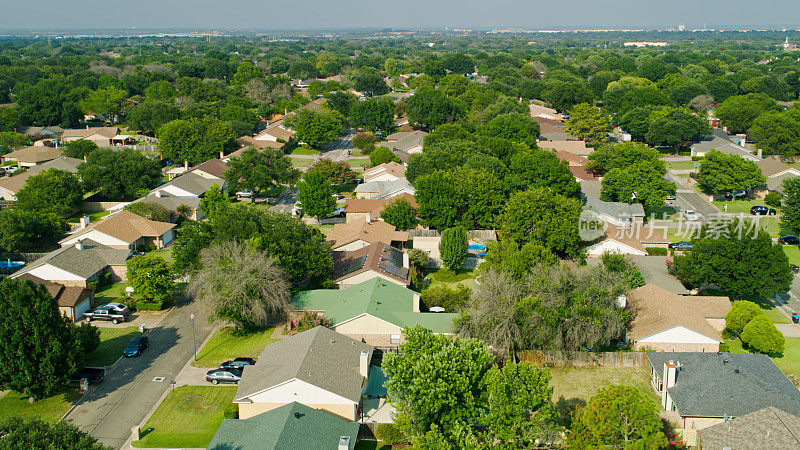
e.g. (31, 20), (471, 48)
(123, 336), (149, 357)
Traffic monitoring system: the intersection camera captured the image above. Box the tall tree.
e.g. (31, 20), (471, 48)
(62, 139), (99, 159)
(405, 86), (465, 129)
(353, 73), (390, 97)
(714, 93), (781, 134)
(306, 159), (357, 185)
(749, 111), (800, 158)
(349, 97), (395, 132)
(505, 150), (581, 198)
(698, 150), (765, 194)
(283, 108), (345, 148)
(600, 161), (676, 207)
(500, 188), (582, 256)
(126, 255), (174, 305)
(782, 177), (800, 233)
(414, 167), (505, 230)
(0, 417), (110, 450)
(440, 225), (468, 271)
(15, 77), (81, 128)
(14, 169), (83, 216)
(223, 147), (299, 203)
(157, 117), (238, 165)
(296, 170), (336, 220)
(79, 148), (162, 200)
(80, 86), (127, 122)
(587, 142), (665, 173)
(381, 197), (418, 231)
(564, 103), (612, 145)
(0, 210), (69, 253)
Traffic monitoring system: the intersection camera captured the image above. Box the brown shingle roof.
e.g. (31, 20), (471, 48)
(327, 219), (409, 250)
(190, 158), (228, 179)
(61, 127), (119, 139)
(254, 124), (294, 142)
(627, 284), (731, 342)
(3, 146), (62, 164)
(16, 274), (92, 308)
(554, 150), (589, 166)
(344, 194), (418, 221)
(362, 162), (406, 182)
(63, 210), (175, 245)
(539, 140), (591, 155)
(756, 158), (798, 178)
(332, 242), (408, 283)
(569, 166), (598, 181)
(698, 406), (800, 449)
(235, 136), (285, 150)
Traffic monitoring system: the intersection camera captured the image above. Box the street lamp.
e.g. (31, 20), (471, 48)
(190, 312), (197, 362)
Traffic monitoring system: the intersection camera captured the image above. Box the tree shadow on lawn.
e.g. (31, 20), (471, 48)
(554, 396), (586, 427)
(194, 326), (274, 362)
(84, 329), (143, 367)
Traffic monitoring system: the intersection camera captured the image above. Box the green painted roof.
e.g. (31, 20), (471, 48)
(292, 278), (455, 333)
(207, 402), (359, 450)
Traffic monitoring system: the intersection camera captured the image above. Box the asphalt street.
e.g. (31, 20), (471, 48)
(320, 129), (355, 162)
(664, 172), (719, 220)
(65, 297), (214, 449)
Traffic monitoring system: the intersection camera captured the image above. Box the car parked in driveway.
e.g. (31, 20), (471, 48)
(725, 190), (748, 200)
(750, 205), (777, 216)
(206, 368), (242, 384)
(683, 210), (700, 221)
(779, 235), (800, 245)
(220, 357), (256, 370)
(123, 336), (149, 357)
(69, 367), (106, 384)
(84, 304), (130, 324)
(668, 241), (693, 251)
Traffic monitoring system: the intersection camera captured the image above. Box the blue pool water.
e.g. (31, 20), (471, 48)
(0, 261), (25, 269)
(468, 244), (487, 251)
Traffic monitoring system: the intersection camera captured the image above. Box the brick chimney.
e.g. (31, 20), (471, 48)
(79, 216), (91, 229)
(662, 360), (677, 410)
(359, 350), (369, 378)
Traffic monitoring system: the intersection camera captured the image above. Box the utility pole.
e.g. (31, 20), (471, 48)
(190, 312), (197, 361)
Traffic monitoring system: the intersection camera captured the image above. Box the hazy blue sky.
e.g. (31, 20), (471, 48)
(2, 0), (799, 30)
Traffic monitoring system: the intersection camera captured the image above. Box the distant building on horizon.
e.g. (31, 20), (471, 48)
(779, 37), (799, 51)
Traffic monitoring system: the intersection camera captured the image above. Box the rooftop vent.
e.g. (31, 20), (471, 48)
(75, 241), (84, 250)
(294, 412), (301, 419)
(338, 436), (351, 450)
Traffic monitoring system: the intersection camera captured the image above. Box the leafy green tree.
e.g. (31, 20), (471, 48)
(218, 104), (260, 136)
(287, 61), (319, 79)
(482, 239), (558, 280)
(500, 188), (582, 256)
(189, 240), (291, 330)
(325, 91), (357, 116)
(0, 209), (68, 253)
(440, 226), (468, 271)
(725, 300), (763, 333)
(124, 201), (176, 223)
(567, 385), (668, 449)
(296, 169), (336, 220)
(645, 108), (710, 151)
(80, 86), (127, 121)
(0, 417), (110, 450)
(128, 102), (181, 133)
(480, 113), (540, 148)
(442, 53), (475, 74)
(600, 162), (676, 207)
(0, 105), (19, 132)
(741, 315), (785, 354)
(587, 142), (665, 173)
(505, 151), (581, 198)
(232, 62), (263, 85)
(307, 159), (357, 185)
(350, 97), (394, 132)
(269, 57), (290, 75)
(0, 132), (30, 154)
(714, 93), (781, 134)
(79, 148), (162, 200)
(406, 86), (465, 129)
(0, 278), (83, 399)
(369, 147), (401, 167)
(698, 150), (765, 194)
(157, 117), (238, 165)
(543, 80), (593, 111)
(782, 177), (800, 233)
(381, 197), (417, 230)
(16, 77), (81, 128)
(126, 255), (174, 304)
(383, 326), (494, 443)
(283, 108), (344, 148)
(673, 221), (792, 299)
(62, 139), (99, 159)
(352, 132), (377, 152)
(415, 167), (506, 230)
(15, 169), (83, 215)
(749, 111), (800, 158)
(354, 73), (390, 97)
(481, 362), (558, 447)
(603, 77), (672, 115)
(564, 103), (612, 145)
(223, 147), (299, 203)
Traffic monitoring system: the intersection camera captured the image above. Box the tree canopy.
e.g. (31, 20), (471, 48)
(78, 148), (162, 200)
(14, 169), (84, 216)
(698, 150), (765, 194)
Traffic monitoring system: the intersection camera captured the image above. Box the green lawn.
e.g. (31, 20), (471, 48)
(744, 216), (789, 238)
(290, 146), (319, 156)
(289, 157), (312, 167)
(65, 210), (110, 224)
(724, 336), (800, 379)
(711, 198), (775, 214)
(192, 326), (278, 368)
(665, 160), (699, 171)
(426, 268), (479, 290)
(132, 386), (237, 448)
(549, 366), (657, 419)
(783, 245), (800, 266)
(146, 247), (175, 264)
(742, 296), (792, 324)
(348, 158), (370, 168)
(85, 326), (143, 367)
(355, 442), (393, 450)
(0, 389), (81, 423)
(644, 205), (679, 221)
(93, 282), (129, 306)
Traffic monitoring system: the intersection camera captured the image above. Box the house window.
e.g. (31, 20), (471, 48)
(390, 334), (400, 345)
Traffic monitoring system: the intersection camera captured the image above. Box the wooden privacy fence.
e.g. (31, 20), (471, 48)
(518, 350), (647, 368)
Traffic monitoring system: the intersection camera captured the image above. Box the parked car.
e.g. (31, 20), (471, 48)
(220, 357), (256, 370)
(724, 190), (748, 200)
(4, 167), (18, 175)
(683, 210), (700, 221)
(84, 305), (130, 324)
(236, 190), (253, 198)
(331, 192), (344, 200)
(206, 368), (243, 384)
(668, 241), (693, 251)
(779, 236), (800, 245)
(69, 367), (106, 384)
(665, 195), (676, 201)
(123, 336), (149, 357)
(750, 205), (777, 216)
(105, 302), (129, 315)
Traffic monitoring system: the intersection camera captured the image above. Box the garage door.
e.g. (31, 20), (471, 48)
(74, 298), (91, 321)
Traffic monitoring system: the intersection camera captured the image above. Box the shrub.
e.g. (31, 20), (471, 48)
(765, 192), (782, 208)
(421, 284), (472, 311)
(134, 300), (167, 311)
(375, 423), (408, 445)
(352, 132), (377, 150)
(77, 323), (101, 354)
(646, 247), (668, 256)
(368, 146), (401, 167)
(407, 248), (430, 267)
(725, 300), (763, 333)
(741, 315), (785, 354)
(290, 310), (333, 333)
(440, 226), (468, 270)
(223, 402), (239, 419)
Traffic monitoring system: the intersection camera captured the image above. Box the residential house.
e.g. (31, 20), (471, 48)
(697, 406), (800, 449)
(15, 125), (64, 139)
(583, 195), (645, 227)
(16, 274), (94, 321)
(11, 239), (131, 288)
(207, 402), (359, 450)
(529, 103), (562, 121)
(646, 352), (800, 430)
(532, 116), (569, 135)
(0, 156), (83, 201)
(61, 127), (120, 147)
(384, 131), (427, 155)
(362, 162), (406, 183)
(131, 193), (204, 221)
(332, 242), (409, 288)
(690, 129), (759, 161)
(628, 255), (690, 294)
(755, 158), (800, 194)
(151, 171), (224, 198)
(539, 140), (591, 156)
(293, 278), (455, 347)
(235, 136), (285, 152)
(327, 219), (409, 251)
(2, 146), (62, 168)
(354, 178), (415, 200)
(584, 224), (669, 257)
(189, 158), (228, 181)
(60, 210), (176, 250)
(344, 194), (418, 224)
(627, 284), (730, 352)
(553, 150), (598, 181)
(233, 326), (374, 421)
(253, 123), (295, 143)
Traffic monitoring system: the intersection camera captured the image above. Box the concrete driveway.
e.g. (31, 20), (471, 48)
(65, 297), (214, 449)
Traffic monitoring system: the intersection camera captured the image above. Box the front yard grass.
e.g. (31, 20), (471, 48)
(724, 336), (800, 379)
(289, 157), (312, 168)
(192, 326), (278, 368)
(665, 160), (698, 171)
(66, 210), (110, 224)
(92, 282), (129, 306)
(711, 198), (775, 214)
(348, 158), (370, 168)
(84, 326), (143, 367)
(132, 386), (236, 448)
(146, 247), (174, 264)
(0, 388), (81, 423)
(783, 245), (800, 266)
(549, 366), (657, 419)
(290, 146), (319, 156)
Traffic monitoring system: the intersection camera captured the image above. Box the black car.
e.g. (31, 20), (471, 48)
(779, 235), (800, 245)
(220, 357), (256, 370)
(123, 336), (149, 357)
(750, 205), (777, 216)
(69, 367), (106, 384)
(668, 241), (693, 251)
(206, 368), (243, 384)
